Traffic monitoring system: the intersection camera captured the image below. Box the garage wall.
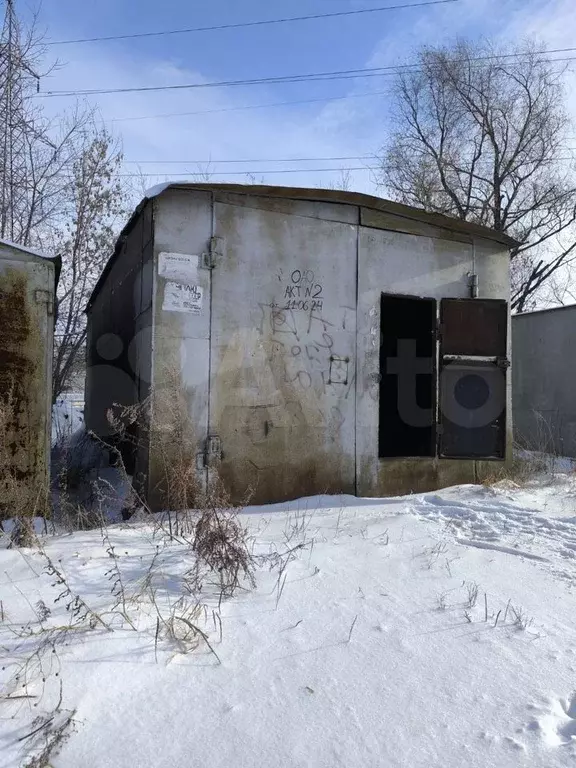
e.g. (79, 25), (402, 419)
(149, 189), (213, 506)
(0, 246), (55, 515)
(513, 306), (576, 457)
(85, 202), (154, 484)
(356, 224), (510, 496)
(102, 187), (512, 508)
(208, 193), (358, 504)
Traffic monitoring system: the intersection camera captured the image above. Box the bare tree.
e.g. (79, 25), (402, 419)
(0, 3), (95, 248)
(52, 131), (127, 401)
(379, 40), (576, 311)
(1, 3), (129, 398)
(328, 168), (353, 191)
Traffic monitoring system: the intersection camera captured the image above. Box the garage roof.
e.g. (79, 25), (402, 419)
(88, 183), (519, 309)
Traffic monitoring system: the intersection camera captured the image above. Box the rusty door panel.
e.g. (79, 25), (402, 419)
(0, 260), (53, 515)
(439, 298), (508, 459)
(440, 298), (507, 357)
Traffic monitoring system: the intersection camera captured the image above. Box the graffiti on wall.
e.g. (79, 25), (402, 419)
(257, 267), (354, 400)
(280, 269), (324, 312)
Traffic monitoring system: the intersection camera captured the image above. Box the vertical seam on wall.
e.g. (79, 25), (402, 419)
(206, 192), (216, 487)
(471, 238), (477, 480)
(45, 262), (56, 502)
(354, 206), (360, 495)
(148, 200), (157, 500)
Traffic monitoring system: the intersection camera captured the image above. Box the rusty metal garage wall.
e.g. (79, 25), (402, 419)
(85, 202), (154, 477)
(0, 248), (55, 516)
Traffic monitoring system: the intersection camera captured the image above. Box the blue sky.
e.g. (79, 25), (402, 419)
(20, 0), (576, 196)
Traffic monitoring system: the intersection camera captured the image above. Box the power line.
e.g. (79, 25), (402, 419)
(110, 158), (576, 178)
(109, 57), (576, 122)
(48, 147), (576, 173)
(39, 151), (576, 180)
(124, 155), (374, 164)
(45, 0), (458, 46)
(124, 149), (576, 164)
(110, 89), (390, 122)
(118, 166), (379, 178)
(34, 51), (576, 99)
(36, 67), (418, 98)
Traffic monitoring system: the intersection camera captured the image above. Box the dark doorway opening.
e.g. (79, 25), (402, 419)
(379, 294), (436, 458)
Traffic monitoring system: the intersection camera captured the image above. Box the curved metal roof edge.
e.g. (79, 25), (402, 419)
(0, 237), (51, 260)
(0, 238), (61, 288)
(87, 183), (518, 310)
(158, 182), (519, 247)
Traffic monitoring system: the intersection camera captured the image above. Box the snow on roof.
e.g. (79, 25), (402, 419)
(0, 237), (52, 260)
(143, 182), (173, 199)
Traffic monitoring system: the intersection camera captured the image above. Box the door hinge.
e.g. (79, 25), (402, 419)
(201, 236), (224, 269)
(198, 433), (222, 468)
(35, 289), (54, 316)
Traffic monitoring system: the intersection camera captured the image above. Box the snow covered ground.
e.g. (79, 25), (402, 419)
(1, 475), (576, 767)
(51, 394), (84, 446)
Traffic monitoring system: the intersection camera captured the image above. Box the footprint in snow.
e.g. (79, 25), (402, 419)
(525, 693), (576, 747)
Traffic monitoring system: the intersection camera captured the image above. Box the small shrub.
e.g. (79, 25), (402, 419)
(187, 479), (256, 600)
(150, 370), (202, 513)
(510, 604), (533, 630)
(465, 581), (480, 609)
(436, 591), (448, 611)
(22, 710), (76, 768)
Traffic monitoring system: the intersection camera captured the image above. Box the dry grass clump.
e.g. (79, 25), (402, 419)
(185, 479), (256, 600)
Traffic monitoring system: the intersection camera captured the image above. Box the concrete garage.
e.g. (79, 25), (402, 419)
(85, 184), (514, 508)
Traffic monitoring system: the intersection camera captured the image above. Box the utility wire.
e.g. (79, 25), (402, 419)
(36, 67), (422, 98)
(122, 150), (576, 164)
(45, 0), (458, 46)
(42, 151), (576, 179)
(124, 155), (374, 164)
(34, 50), (576, 99)
(110, 89), (390, 122)
(49, 148), (576, 171)
(118, 166), (379, 177)
(110, 159), (576, 178)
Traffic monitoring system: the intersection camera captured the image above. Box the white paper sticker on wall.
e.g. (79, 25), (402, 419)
(163, 281), (203, 314)
(158, 252), (199, 284)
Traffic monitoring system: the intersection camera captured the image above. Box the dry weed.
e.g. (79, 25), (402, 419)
(186, 479), (256, 601)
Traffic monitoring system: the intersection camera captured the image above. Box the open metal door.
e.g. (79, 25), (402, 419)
(439, 299), (508, 459)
